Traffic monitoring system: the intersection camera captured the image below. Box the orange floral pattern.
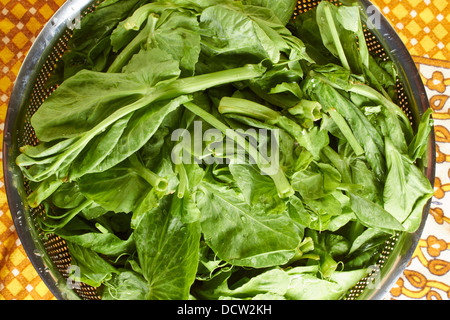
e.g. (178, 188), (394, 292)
(427, 71), (450, 93)
(390, 237), (450, 300)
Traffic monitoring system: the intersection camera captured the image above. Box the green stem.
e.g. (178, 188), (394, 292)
(183, 101), (294, 198)
(29, 64), (264, 182)
(310, 70), (414, 139)
(27, 177), (64, 208)
(323, 4), (350, 71)
(276, 116), (307, 144)
(347, 84), (413, 137)
(348, 220), (365, 243)
(248, 83), (296, 110)
(219, 97), (279, 122)
(129, 153), (168, 192)
(321, 145), (352, 184)
(108, 15), (158, 73)
(175, 163), (188, 199)
(124, 4), (158, 30)
(40, 199), (94, 232)
(328, 108), (364, 156)
(30, 97), (152, 182)
(95, 222), (111, 234)
(218, 97), (320, 158)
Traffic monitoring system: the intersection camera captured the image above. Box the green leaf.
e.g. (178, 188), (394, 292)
(102, 270), (149, 300)
(348, 191), (405, 232)
(383, 139), (434, 232)
(22, 63), (263, 184)
(316, 1), (350, 71)
(348, 227), (389, 255)
(31, 71), (147, 142)
(50, 0), (147, 80)
(242, 0), (297, 25)
(77, 159), (152, 214)
(288, 8), (338, 65)
(67, 242), (117, 288)
(57, 218), (135, 257)
(350, 159), (383, 204)
(336, 5), (369, 70)
(134, 195), (201, 300)
(195, 268), (290, 300)
(315, 2), (369, 74)
(291, 162), (341, 200)
(122, 47), (182, 85)
(285, 268), (368, 300)
(229, 163), (285, 215)
(197, 179), (301, 268)
(69, 113), (133, 179)
(199, 4), (280, 67)
(303, 75), (386, 180)
(85, 95), (191, 175)
(408, 108), (434, 161)
(150, 10), (201, 76)
(50, 181), (86, 209)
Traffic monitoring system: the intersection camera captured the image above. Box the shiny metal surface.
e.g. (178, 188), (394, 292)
(3, 0), (435, 300)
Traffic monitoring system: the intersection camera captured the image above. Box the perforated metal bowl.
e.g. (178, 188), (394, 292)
(3, 0), (435, 300)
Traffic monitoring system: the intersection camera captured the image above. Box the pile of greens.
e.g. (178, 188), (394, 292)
(18, 0), (434, 300)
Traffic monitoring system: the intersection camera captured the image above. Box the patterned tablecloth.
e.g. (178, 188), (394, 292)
(0, 0), (449, 300)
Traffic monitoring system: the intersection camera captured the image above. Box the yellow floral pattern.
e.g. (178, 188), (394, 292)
(0, 0), (449, 300)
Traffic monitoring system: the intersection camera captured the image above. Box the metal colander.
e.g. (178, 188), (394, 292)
(3, 0), (435, 300)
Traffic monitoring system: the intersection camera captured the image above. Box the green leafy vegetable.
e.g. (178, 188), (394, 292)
(134, 195), (201, 299)
(18, 0), (434, 300)
(197, 175), (301, 268)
